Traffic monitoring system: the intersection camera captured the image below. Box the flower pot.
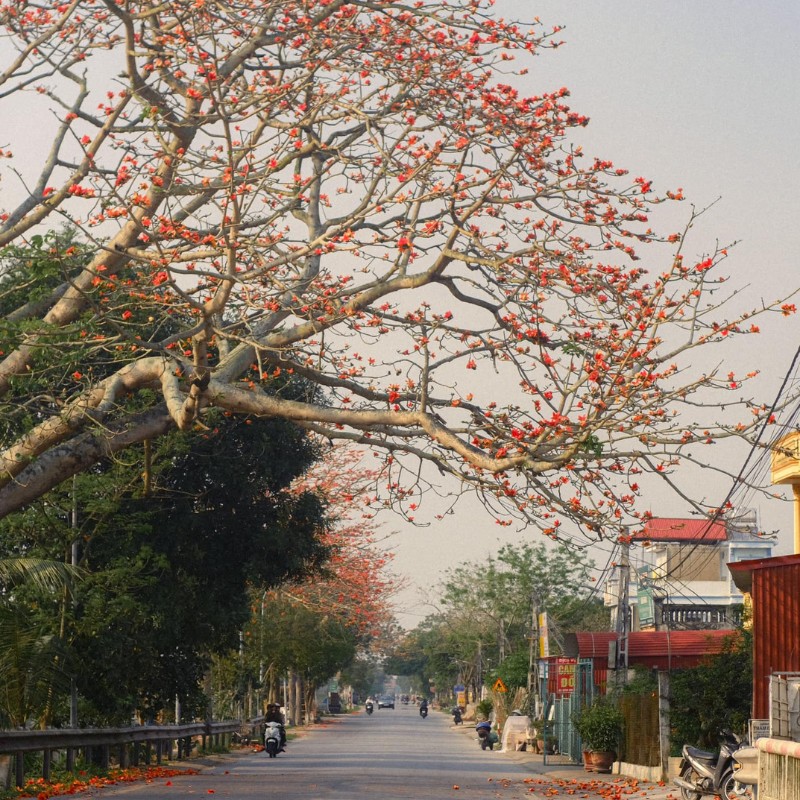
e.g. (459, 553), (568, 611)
(582, 749), (595, 772)
(589, 750), (615, 774)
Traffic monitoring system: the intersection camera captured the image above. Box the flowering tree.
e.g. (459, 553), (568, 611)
(281, 446), (398, 638)
(0, 0), (793, 538)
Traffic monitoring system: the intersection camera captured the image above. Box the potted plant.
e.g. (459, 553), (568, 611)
(572, 698), (623, 774)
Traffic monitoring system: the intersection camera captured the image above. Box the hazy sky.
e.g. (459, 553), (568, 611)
(388, 1), (800, 628)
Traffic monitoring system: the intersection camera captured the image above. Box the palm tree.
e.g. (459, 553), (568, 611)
(0, 558), (80, 728)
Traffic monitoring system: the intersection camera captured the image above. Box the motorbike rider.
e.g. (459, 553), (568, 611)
(264, 702), (287, 751)
(419, 698), (429, 717)
(365, 697), (375, 713)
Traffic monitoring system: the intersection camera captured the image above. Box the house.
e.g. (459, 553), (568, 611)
(604, 510), (773, 631)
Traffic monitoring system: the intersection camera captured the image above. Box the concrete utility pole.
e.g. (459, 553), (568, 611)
(70, 476), (79, 728)
(615, 542), (631, 686)
(658, 671), (671, 782)
(526, 594), (542, 719)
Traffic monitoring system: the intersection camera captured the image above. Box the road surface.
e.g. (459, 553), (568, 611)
(93, 704), (676, 800)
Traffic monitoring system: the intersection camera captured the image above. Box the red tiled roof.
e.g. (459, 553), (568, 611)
(634, 517), (727, 542)
(564, 630), (735, 669)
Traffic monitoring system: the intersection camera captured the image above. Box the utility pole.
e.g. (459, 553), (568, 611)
(527, 593), (542, 719)
(69, 477), (79, 728)
(476, 640), (483, 702)
(615, 541), (631, 686)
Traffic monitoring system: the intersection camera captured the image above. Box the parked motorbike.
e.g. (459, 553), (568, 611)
(365, 700), (374, 715)
(419, 703), (429, 719)
(452, 706), (463, 725)
(475, 720), (499, 751)
(674, 730), (752, 800)
(264, 721), (283, 758)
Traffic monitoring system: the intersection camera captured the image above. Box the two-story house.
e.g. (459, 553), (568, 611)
(605, 509), (773, 631)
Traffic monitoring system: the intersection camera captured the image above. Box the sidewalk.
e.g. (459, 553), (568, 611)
(449, 721), (679, 800)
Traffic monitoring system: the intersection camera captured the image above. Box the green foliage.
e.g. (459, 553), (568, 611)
(0, 603), (68, 728)
(475, 699), (493, 720)
(264, 598), (357, 688)
(339, 656), (381, 699)
(572, 697), (624, 752)
(489, 649), (530, 692)
(386, 542), (604, 707)
(669, 629), (752, 751)
(0, 413), (330, 725)
(622, 665), (658, 695)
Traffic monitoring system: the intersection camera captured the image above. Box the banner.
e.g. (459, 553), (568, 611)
(538, 611), (549, 658)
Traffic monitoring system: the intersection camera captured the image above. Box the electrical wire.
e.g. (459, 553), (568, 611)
(648, 342), (800, 579)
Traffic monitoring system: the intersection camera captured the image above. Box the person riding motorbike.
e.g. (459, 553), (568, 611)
(419, 698), (429, 718)
(264, 702), (287, 751)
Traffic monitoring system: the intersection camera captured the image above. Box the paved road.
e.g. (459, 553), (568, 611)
(92, 705), (677, 800)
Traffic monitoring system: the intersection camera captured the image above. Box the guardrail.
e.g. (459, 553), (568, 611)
(0, 720), (242, 788)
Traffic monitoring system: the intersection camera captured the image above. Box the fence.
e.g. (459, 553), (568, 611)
(618, 692), (660, 766)
(0, 720), (241, 788)
(758, 737), (800, 800)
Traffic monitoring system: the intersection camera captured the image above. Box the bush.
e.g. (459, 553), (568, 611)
(475, 699), (493, 721)
(669, 629), (751, 752)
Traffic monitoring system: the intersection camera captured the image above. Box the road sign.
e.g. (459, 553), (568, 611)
(493, 678), (508, 693)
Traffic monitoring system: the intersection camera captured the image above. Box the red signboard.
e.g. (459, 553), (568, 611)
(555, 657), (577, 697)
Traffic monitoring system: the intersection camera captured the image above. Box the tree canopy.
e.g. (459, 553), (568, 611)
(0, 0), (794, 540)
(0, 414), (331, 724)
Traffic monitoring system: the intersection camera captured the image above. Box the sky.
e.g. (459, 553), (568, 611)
(387, 1), (800, 628)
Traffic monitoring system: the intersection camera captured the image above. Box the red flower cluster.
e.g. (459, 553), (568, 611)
(16, 766), (198, 800)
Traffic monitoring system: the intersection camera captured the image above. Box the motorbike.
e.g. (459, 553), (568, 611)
(452, 706), (463, 725)
(674, 730), (753, 800)
(419, 704), (428, 719)
(365, 700), (374, 715)
(263, 721), (283, 758)
(475, 720), (499, 751)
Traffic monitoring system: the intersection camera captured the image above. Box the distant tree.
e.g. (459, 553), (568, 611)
(281, 447), (398, 639)
(339, 655), (382, 701)
(385, 543), (605, 706)
(440, 541), (602, 662)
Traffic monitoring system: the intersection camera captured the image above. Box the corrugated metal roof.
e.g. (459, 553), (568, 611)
(564, 630), (735, 669)
(634, 517), (728, 542)
(728, 552), (800, 593)
(727, 554), (800, 718)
